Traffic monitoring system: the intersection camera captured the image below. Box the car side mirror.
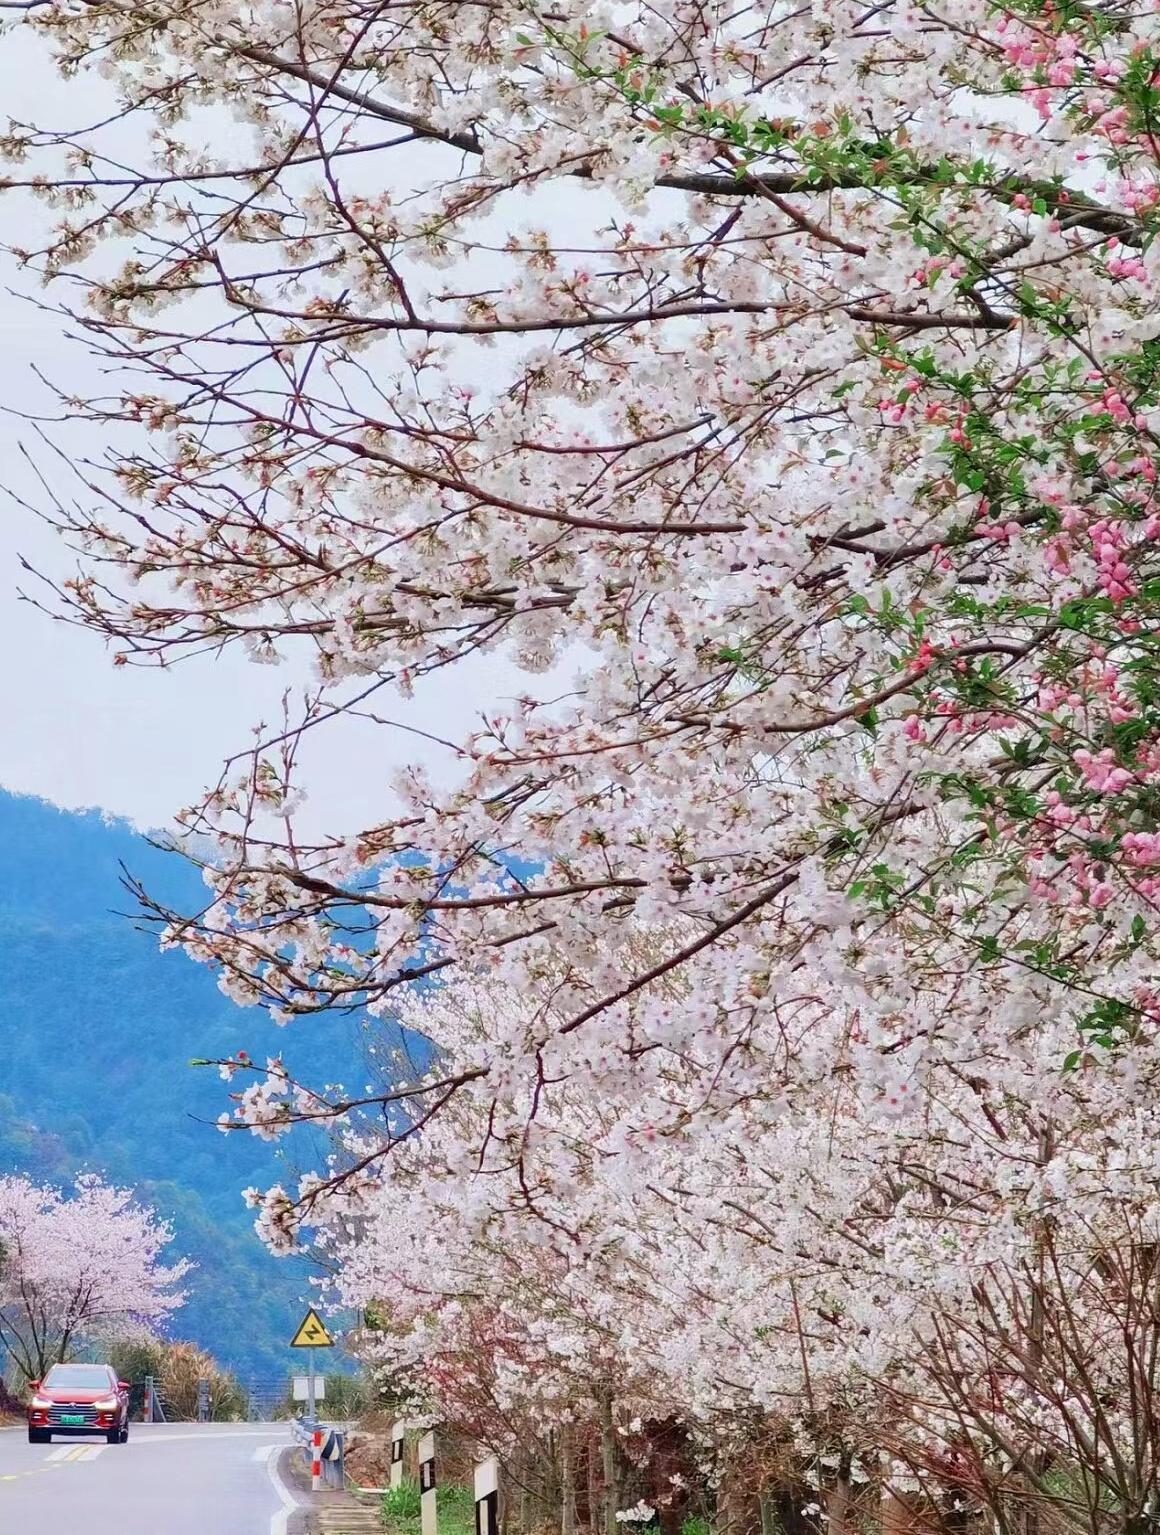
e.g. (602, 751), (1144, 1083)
(117, 1381), (130, 1391)
(27, 1381), (39, 1393)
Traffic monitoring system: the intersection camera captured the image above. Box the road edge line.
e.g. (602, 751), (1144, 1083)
(267, 1445), (305, 1535)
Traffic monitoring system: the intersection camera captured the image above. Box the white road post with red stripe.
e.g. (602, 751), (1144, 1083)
(312, 1427), (323, 1492)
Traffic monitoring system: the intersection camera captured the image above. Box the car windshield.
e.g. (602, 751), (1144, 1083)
(43, 1366), (112, 1389)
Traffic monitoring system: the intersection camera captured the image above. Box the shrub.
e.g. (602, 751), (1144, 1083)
(160, 1340), (249, 1421)
(320, 1372), (371, 1421)
(380, 1480), (475, 1535)
(383, 1478), (423, 1522)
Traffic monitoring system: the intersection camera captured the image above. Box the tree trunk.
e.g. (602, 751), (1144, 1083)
(881, 1488), (918, 1535)
(584, 1433), (598, 1533)
(717, 1460), (760, 1535)
(1018, 1124), (1054, 1535)
(771, 1485), (814, 1535)
(601, 1396), (620, 1535)
(826, 1458), (852, 1535)
(561, 1427), (577, 1535)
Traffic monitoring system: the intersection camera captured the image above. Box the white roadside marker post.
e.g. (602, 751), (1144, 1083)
(475, 1455), (499, 1535)
(390, 1420), (406, 1490)
(419, 1431), (437, 1535)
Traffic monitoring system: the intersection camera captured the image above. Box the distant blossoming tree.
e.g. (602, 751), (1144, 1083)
(0, 1175), (189, 1381)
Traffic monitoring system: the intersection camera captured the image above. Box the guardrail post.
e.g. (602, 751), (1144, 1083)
(390, 1419), (406, 1489)
(312, 1425), (323, 1492)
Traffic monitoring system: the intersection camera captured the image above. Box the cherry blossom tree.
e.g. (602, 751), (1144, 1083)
(0, 1175), (189, 1382)
(6, 0), (1160, 1210)
(9, 0), (1160, 1507)
(313, 967), (1160, 1535)
(880, 1215), (1160, 1535)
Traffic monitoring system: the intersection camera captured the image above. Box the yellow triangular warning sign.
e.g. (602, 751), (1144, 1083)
(290, 1307), (334, 1348)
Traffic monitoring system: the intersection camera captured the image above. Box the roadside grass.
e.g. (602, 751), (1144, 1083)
(380, 1483), (708, 1535)
(382, 1478), (475, 1535)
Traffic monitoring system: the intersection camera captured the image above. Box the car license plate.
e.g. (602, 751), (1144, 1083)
(60, 1415), (85, 1425)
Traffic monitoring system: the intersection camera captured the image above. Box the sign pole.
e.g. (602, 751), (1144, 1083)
(289, 1305), (333, 1445)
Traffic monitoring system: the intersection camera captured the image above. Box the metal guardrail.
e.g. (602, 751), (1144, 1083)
(293, 1415), (346, 1490)
(142, 1376), (167, 1424)
(236, 1376), (294, 1421)
(136, 1375), (283, 1424)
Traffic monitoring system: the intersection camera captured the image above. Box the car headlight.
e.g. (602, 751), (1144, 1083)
(30, 1396), (52, 1409)
(92, 1396), (118, 1410)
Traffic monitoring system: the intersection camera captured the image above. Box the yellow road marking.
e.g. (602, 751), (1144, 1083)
(0, 1439), (116, 1487)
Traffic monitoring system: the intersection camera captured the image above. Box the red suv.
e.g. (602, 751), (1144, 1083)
(27, 1364), (131, 1444)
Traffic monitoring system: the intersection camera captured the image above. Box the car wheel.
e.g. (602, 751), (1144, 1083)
(28, 1429), (48, 1444)
(106, 1428), (120, 1445)
(120, 1424), (129, 1443)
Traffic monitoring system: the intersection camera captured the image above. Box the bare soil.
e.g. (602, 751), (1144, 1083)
(344, 1432), (395, 1490)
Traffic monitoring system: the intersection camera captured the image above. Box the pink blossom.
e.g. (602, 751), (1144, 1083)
(1073, 747), (1135, 794)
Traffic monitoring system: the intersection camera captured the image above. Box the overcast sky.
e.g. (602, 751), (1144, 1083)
(0, 28), (514, 837)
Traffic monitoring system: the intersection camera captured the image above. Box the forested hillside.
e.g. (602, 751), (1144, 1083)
(0, 791), (372, 1378)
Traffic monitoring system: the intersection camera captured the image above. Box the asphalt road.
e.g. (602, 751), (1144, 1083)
(0, 1421), (303, 1533)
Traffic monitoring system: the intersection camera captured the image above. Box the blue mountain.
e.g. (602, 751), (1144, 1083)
(0, 790), (374, 1383)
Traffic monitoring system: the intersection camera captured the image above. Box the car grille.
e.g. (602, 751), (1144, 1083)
(46, 1405), (100, 1426)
